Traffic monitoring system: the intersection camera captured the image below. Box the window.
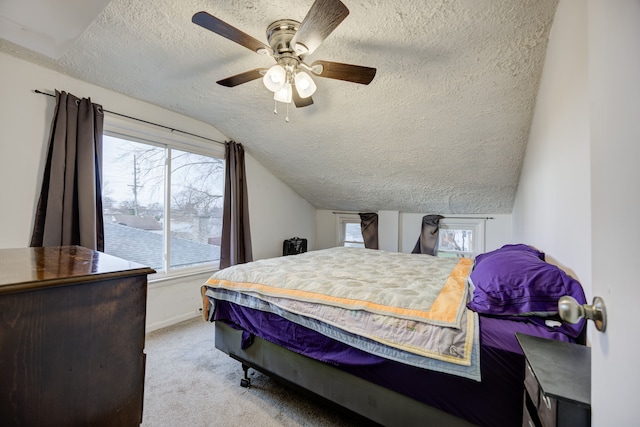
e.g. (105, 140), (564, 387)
(337, 214), (364, 248)
(102, 118), (225, 276)
(437, 218), (485, 258)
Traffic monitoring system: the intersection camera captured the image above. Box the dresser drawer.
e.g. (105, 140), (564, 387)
(523, 388), (542, 427)
(524, 361), (540, 408)
(523, 405), (539, 427)
(524, 359), (558, 427)
(538, 393), (558, 427)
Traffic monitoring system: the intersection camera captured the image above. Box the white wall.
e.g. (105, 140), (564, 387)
(316, 209), (406, 252)
(315, 209), (337, 250)
(316, 209), (512, 253)
(378, 210), (399, 252)
(0, 52), (316, 331)
(246, 153), (316, 260)
(511, 0), (591, 289)
(400, 213), (512, 254)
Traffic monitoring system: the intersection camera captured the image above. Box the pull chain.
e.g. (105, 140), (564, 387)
(272, 100), (291, 122)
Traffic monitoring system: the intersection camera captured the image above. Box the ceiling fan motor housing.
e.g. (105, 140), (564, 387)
(267, 20), (302, 62)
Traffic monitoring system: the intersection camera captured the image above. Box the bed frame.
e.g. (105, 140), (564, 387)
(214, 321), (475, 427)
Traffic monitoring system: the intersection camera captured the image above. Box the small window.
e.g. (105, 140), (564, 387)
(337, 214), (364, 248)
(102, 119), (225, 276)
(437, 218), (485, 258)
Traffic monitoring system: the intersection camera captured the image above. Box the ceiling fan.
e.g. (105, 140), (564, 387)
(192, 0), (376, 113)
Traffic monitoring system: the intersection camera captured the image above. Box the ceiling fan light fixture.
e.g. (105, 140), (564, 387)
(274, 82), (293, 104)
(263, 64), (286, 92)
(294, 71), (317, 98)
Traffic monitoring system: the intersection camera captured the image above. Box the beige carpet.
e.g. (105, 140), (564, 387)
(141, 317), (378, 427)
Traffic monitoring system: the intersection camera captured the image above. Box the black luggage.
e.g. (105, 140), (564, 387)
(283, 237), (307, 256)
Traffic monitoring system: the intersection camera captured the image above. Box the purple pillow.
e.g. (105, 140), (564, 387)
(467, 244), (587, 318)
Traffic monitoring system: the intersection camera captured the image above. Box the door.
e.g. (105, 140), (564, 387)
(589, 2), (640, 425)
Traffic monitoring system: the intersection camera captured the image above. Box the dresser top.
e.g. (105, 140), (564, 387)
(516, 333), (591, 407)
(0, 246), (155, 294)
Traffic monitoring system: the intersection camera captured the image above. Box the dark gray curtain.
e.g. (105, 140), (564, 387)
(220, 141), (253, 269)
(359, 212), (379, 249)
(30, 90), (104, 251)
(411, 214), (445, 256)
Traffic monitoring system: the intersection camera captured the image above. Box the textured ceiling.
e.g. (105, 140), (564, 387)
(0, 0), (559, 214)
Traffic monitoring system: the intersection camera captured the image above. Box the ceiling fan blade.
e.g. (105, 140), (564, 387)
(290, 0), (349, 56)
(310, 60), (376, 85)
(192, 11), (273, 55)
(293, 90), (314, 108)
(217, 69), (266, 87)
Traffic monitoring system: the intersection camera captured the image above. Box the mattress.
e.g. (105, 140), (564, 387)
(212, 299), (580, 427)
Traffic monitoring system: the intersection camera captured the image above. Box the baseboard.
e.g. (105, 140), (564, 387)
(146, 312), (200, 333)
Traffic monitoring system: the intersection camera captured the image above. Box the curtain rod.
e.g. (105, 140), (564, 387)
(443, 216), (495, 220)
(332, 211), (495, 220)
(33, 89), (226, 146)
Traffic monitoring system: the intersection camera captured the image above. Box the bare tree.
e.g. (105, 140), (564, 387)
(113, 144), (224, 216)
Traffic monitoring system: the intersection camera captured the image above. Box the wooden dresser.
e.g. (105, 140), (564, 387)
(0, 246), (155, 426)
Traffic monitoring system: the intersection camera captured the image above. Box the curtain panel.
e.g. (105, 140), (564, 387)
(219, 141), (253, 269)
(30, 90), (105, 251)
(411, 214), (445, 256)
(359, 212), (379, 249)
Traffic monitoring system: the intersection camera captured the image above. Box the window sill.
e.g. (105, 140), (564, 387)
(148, 266), (217, 287)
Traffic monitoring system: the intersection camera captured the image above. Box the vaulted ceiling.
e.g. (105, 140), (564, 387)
(0, 0), (559, 214)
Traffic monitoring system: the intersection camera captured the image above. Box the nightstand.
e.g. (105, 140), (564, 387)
(516, 333), (591, 427)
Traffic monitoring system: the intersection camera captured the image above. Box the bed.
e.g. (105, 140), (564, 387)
(201, 244), (587, 427)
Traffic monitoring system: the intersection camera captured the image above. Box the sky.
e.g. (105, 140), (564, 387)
(102, 134), (225, 211)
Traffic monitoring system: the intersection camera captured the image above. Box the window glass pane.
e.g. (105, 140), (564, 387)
(344, 242), (366, 248)
(343, 222), (364, 248)
(169, 149), (224, 270)
(438, 228), (474, 257)
(102, 135), (166, 271)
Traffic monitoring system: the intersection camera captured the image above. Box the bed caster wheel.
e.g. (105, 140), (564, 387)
(240, 363), (251, 388)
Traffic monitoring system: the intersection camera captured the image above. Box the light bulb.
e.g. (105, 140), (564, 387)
(294, 71), (317, 98)
(263, 65), (286, 92)
(274, 83), (292, 104)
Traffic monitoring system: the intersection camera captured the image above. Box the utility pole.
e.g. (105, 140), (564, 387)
(128, 154), (142, 216)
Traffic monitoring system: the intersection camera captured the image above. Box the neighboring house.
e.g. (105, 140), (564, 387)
(103, 222), (219, 271)
(106, 213), (163, 231)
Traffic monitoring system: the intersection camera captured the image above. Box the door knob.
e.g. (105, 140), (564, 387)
(558, 295), (607, 332)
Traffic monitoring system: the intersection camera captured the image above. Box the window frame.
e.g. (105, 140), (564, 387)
(336, 213), (365, 248)
(437, 217), (486, 258)
(102, 115), (225, 280)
